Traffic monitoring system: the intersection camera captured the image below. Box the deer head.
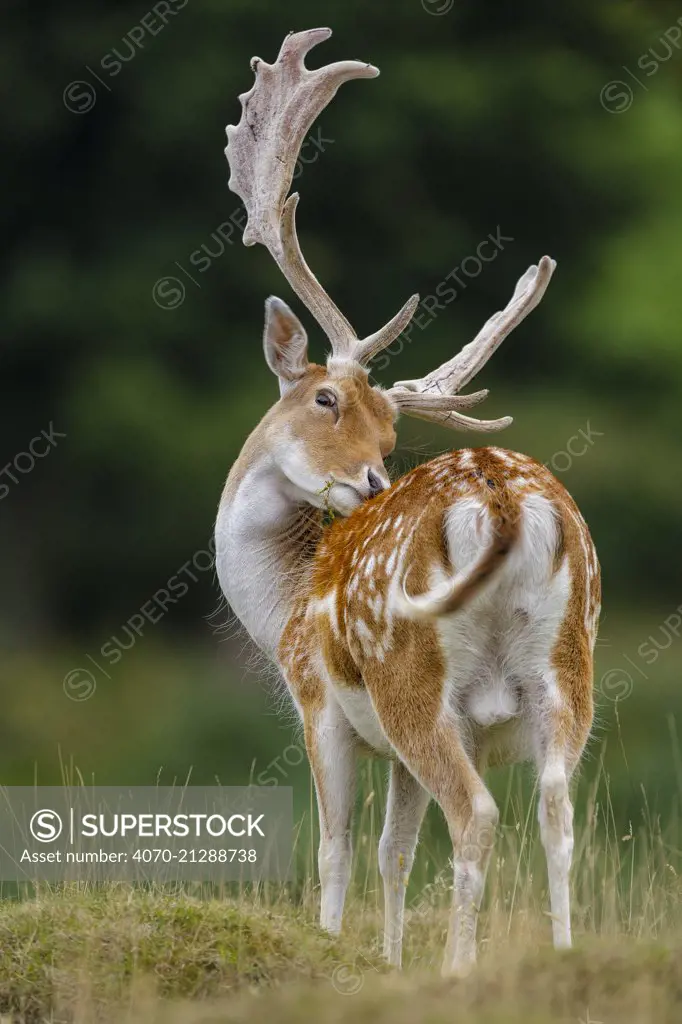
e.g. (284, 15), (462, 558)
(225, 28), (556, 515)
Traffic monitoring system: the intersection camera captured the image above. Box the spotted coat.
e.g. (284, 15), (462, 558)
(279, 446), (600, 762)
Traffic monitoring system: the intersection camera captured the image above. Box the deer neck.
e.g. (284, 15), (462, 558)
(215, 421), (323, 660)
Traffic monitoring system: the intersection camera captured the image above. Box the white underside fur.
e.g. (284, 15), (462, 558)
(438, 493), (569, 758)
(330, 493), (570, 767)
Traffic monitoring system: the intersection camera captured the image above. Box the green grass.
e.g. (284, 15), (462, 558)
(0, 888), (378, 1020)
(1, 759), (681, 1024)
(3, 642), (682, 1022)
(0, 889), (682, 1023)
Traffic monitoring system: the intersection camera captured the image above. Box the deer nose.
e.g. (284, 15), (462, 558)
(367, 469), (386, 498)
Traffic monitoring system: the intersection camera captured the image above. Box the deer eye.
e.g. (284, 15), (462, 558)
(315, 389), (337, 409)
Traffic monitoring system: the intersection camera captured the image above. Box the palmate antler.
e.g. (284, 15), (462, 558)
(386, 257), (556, 431)
(226, 28), (556, 431)
(225, 28), (417, 362)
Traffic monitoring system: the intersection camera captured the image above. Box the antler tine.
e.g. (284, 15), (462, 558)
(277, 26), (333, 61)
(386, 256), (556, 432)
(226, 29), (421, 362)
(354, 293), (421, 366)
(225, 28), (382, 353)
(279, 193), (356, 348)
(388, 389), (512, 432)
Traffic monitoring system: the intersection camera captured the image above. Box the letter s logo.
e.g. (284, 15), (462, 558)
(29, 809), (63, 842)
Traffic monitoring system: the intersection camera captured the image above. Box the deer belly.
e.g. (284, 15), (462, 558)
(333, 687), (393, 755)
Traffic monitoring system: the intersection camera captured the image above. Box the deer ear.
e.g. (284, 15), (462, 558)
(263, 297), (309, 391)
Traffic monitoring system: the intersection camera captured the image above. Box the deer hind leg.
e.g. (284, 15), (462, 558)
(537, 748), (574, 949)
(303, 695), (358, 934)
(534, 666), (593, 950)
(421, 733), (497, 977)
(379, 759), (430, 967)
(369, 701), (497, 976)
(445, 784), (498, 976)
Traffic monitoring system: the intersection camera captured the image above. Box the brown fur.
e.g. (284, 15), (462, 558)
(279, 447), (600, 757)
(283, 364), (396, 485)
(277, 443), (600, 954)
(222, 26), (575, 967)
(222, 332), (599, 970)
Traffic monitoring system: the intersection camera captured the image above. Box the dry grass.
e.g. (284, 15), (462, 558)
(0, 888), (377, 1020)
(0, 763), (681, 1023)
(127, 942), (682, 1024)
(0, 888), (681, 1023)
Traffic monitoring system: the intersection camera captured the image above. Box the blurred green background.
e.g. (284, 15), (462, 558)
(2, 0), (682, 837)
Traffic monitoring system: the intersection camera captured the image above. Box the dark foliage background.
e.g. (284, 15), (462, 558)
(2, 0), (682, 828)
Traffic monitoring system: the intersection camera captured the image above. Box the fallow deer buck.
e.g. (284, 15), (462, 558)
(215, 28), (600, 976)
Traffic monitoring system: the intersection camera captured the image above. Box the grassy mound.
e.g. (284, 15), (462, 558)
(1, 888), (681, 1023)
(153, 944), (682, 1024)
(0, 888), (379, 1022)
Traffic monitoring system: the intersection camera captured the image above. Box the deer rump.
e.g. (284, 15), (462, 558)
(435, 494), (568, 734)
(332, 491), (568, 756)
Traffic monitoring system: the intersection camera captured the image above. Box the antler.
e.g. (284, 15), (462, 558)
(386, 256), (556, 432)
(225, 28), (418, 362)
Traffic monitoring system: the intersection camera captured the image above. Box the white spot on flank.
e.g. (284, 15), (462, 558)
(491, 447), (515, 467)
(355, 617), (373, 639)
(354, 617), (376, 658)
(365, 554), (376, 577)
(306, 590), (339, 638)
(386, 549), (398, 575)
